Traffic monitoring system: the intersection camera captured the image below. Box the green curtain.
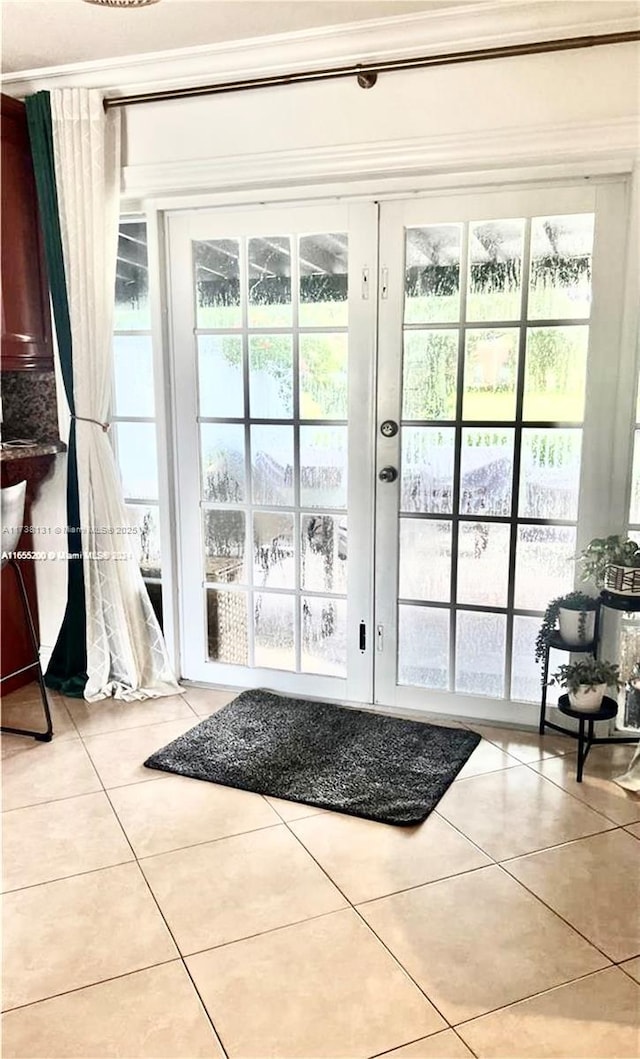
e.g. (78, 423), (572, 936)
(26, 92), (87, 697)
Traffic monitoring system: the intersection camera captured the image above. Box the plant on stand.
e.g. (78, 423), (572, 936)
(550, 658), (622, 712)
(534, 591), (598, 664)
(577, 534), (640, 595)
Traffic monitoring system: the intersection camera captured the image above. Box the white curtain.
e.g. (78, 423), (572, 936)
(51, 88), (179, 701)
(614, 744), (640, 792)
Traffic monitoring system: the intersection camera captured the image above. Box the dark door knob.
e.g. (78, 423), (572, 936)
(378, 466), (398, 483)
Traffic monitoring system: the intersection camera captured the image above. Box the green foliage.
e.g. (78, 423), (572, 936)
(577, 535), (640, 586)
(534, 591), (598, 665)
(405, 264), (459, 299)
(526, 327), (585, 395)
(250, 335), (292, 409)
(300, 334), (347, 418)
(402, 331), (457, 419)
(530, 254), (590, 290)
(470, 259), (521, 295)
(550, 658), (621, 694)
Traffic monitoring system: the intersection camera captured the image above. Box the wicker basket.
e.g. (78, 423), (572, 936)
(603, 563), (640, 596)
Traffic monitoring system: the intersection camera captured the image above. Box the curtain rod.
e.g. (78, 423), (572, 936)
(103, 30), (640, 110)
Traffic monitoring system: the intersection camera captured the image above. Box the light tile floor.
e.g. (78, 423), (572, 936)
(2, 683), (640, 1058)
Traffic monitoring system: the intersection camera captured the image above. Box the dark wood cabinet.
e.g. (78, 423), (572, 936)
(1, 94), (53, 372)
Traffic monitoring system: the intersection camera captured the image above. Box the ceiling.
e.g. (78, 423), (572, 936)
(1, 0), (451, 75)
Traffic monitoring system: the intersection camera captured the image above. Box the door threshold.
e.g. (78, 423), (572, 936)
(178, 678), (544, 732)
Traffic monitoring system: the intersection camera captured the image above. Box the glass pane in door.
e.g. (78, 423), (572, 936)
(386, 203), (594, 703)
(193, 224), (350, 677)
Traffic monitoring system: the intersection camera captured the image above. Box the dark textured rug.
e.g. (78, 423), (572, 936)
(144, 689), (481, 826)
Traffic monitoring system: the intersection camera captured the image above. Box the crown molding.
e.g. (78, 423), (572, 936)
(3, 1), (639, 99)
(122, 116), (640, 202)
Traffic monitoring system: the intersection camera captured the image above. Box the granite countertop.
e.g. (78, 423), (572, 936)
(0, 439), (67, 462)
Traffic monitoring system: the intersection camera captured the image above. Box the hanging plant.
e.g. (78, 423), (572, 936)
(534, 591), (598, 665)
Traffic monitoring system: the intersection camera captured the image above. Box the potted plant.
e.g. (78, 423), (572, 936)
(550, 658), (622, 712)
(534, 591), (598, 664)
(577, 535), (640, 596)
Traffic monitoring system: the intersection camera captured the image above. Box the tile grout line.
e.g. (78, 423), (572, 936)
(181, 905), (358, 960)
(345, 798), (632, 1033)
(59, 696), (199, 740)
(134, 818), (284, 863)
(453, 757), (625, 834)
(618, 961), (640, 983)
(1, 857), (136, 896)
(0, 958), (180, 1017)
(101, 785), (230, 1058)
(279, 815), (457, 1045)
(433, 806), (617, 870)
(452, 963), (636, 1033)
(369, 1023), (480, 1059)
(494, 860), (617, 966)
(350, 861), (494, 908)
(64, 708), (232, 1059)
(518, 758), (640, 829)
(3, 694), (637, 1053)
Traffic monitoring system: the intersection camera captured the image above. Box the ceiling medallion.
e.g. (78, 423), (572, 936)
(82, 0), (161, 7)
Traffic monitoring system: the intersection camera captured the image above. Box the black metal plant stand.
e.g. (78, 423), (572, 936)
(538, 595), (639, 782)
(557, 694), (618, 782)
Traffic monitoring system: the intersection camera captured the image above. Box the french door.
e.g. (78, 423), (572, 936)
(168, 203), (377, 702)
(374, 183), (626, 719)
(168, 182), (627, 719)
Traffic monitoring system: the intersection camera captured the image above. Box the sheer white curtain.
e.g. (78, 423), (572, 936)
(614, 745), (640, 791)
(51, 88), (179, 701)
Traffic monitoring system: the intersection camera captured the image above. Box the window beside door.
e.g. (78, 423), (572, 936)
(617, 374), (640, 729)
(111, 219), (163, 627)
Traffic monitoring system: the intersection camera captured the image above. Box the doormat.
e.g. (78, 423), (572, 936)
(144, 689), (481, 826)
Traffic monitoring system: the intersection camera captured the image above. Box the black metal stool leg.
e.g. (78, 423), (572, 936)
(539, 644), (550, 735)
(1, 559), (53, 742)
(576, 717), (586, 783)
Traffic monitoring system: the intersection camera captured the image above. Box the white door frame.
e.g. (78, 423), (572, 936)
(166, 200), (378, 702)
(147, 169), (637, 727)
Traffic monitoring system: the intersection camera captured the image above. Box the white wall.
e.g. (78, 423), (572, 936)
(123, 43), (640, 175)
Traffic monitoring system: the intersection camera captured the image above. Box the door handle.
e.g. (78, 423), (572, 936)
(378, 466), (398, 483)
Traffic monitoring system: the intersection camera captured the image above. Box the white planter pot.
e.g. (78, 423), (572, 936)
(558, 607), (596, 646)
(603, 564), (640, 596)
(568, 683), (606, 712)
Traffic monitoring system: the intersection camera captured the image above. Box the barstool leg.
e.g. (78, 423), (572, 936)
(1, 559), (53, 742)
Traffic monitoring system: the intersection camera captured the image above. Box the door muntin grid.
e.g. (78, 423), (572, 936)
(396, 212), (594, 702)
(193, 230), (350, 676)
